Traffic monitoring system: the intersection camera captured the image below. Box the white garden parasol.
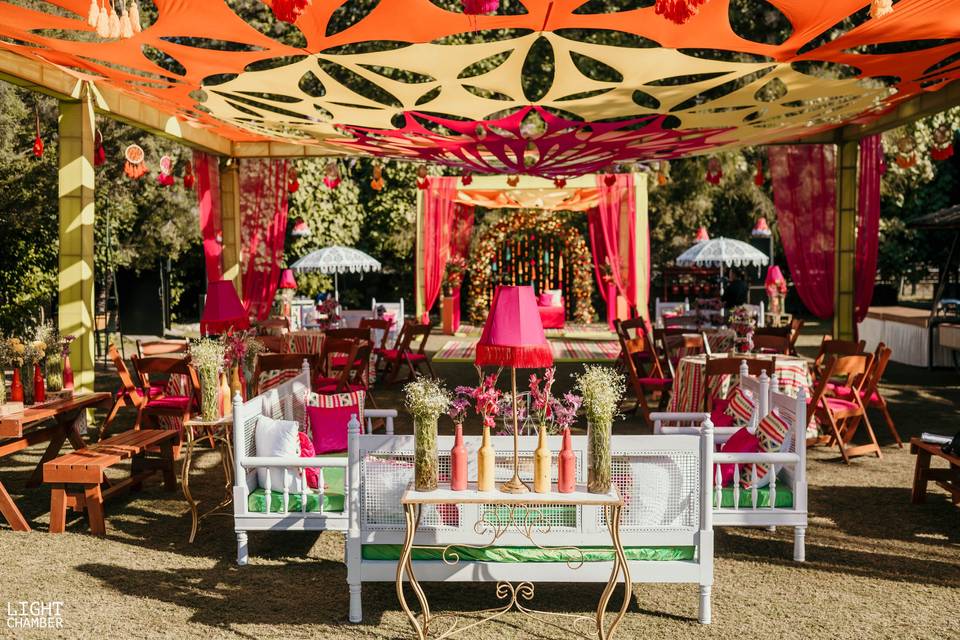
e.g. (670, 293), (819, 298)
(675, 237), (769, 294)
(291, 246), (382, 300)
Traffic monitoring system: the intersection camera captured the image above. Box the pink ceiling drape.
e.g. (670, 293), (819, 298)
(770, 138), (882, 322)
(239, 159), (289, 322)
(770, 144), (837, 319)
(194, 151), (222, 283)
(421, 176), (459, 322)
(856, 135), (882, 324)
(589, 174), (639, 317)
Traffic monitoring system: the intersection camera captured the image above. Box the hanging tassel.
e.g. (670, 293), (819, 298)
(32, 104), (43, 159)
(655, 0), (709, 25)
(120, 6), (133, 38)
(129, 1), (142, 33)
(109, 3), (121, 39)
(870, 0), (893, 19)
(553, 177), (566, 188)
(287, 166), (300, 193)
(124, 144), (148, 179)
(183, 160), (195, 189)
(506, 175), (520, 187)
(754, 158), (764, 186)
(323, 161), (341, 189)
(705, 157), (722, 184)
(94, 130), (106, 166)
(95, 2), (110, 37)
(461, 170), (473, 186)
(87, 0), (100, 27)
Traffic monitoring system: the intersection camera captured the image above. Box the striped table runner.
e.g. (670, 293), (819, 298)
(668, 354), (812, 412)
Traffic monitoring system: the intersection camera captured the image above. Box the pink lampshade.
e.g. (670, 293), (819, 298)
(694, 226), (710, 243)
(475, 285), (553, 369)
(765, 266), (787, 292)
(752, 217), (772, 237)
(200, 280), (250, 336)
(278, 268), (298, 290)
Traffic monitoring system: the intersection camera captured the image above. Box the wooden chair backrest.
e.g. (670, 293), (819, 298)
(633, 322), (668, 379)
(131, 354), (199, 402)
(752, 333), (791, 354)
(618, 331), (648, 396)
(859, 344), (892, 400)
(136, 339), (188, 357)
(813, 336), (865, 378)
(359, 318), (392, 350)
(348, 341), (373, 385)
(703, 355), (776, 411)
(809, 355), (837, 413)
(325, 339), (361, 390)
(257, 317), (290, 333)
(831, 353), (874, 390)
(258, 335), (286, 354)
(109, 344), (141, 402)
(325, 327), (371, 341)
(403, 322), (432, 355)
(753, 325), (791, 338)
(253, 353), (320, 390)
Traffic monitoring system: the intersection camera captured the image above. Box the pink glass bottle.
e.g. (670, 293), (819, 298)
(450, 424), (468, 491)
(33, 363), (46, 404)
(557, 427), (575, 493)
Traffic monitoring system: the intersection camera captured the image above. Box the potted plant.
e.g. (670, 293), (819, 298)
(404, 377), (451, 492)
(575, 365), (625, 494)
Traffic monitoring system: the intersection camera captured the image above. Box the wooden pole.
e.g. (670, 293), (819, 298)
(834, 141), (858, 340)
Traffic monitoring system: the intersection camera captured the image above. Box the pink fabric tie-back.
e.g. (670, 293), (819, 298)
(421, 176), (458, 323)
(195, 151), (222, 283)
(239, 159), (289, 322)
(770, 145), (837, 319)
(856, 135), (882, 324)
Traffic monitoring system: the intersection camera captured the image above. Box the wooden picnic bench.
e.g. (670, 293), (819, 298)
(910, 437), (960, 505)
(44, 429), (177, 536)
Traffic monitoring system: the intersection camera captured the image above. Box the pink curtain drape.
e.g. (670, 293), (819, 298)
(422, 176), (459, 322)
(239, 159), (289, 322)
(856, 135), (882, 324)
(589, 174), (639, 325)
(194, 151), (222, 283)
(769, 145), (837, 319)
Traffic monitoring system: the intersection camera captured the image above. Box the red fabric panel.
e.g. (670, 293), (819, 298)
(590, 174), (642, 327)
(239, 159), (289, 322)
(856, 135), (882, 324)
(770, 145), (836, 319)
(422, 176), (458, 322)
(195, 151), (222, 283)
(537, 304), (565, 329)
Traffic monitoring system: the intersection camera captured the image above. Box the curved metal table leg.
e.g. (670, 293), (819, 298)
(396, 504), (429, 640)
(181, 426), (199, 543)
(597, 504), (632, 640)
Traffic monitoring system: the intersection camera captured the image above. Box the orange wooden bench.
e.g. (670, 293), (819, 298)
(43, 429), (178, 536)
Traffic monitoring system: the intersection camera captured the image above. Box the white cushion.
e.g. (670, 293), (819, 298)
(254, 416), (305, 493)
(546, 289), (562, 307)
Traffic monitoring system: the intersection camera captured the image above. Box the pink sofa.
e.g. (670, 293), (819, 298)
(537, 296), (566, 329)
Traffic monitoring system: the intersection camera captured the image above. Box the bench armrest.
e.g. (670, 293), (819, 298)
(241, 456), (349, 469)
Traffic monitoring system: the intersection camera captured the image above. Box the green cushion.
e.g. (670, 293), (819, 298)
(247, 467), (345, 513)
(362, 545), (695, 563)
(716, 485), (793, 509)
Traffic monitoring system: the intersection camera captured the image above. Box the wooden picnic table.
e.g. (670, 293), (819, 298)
(910, 437), (960, 505)
(0, 392), (111, 531)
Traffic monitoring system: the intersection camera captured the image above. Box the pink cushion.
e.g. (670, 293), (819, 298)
(824, 397), (859, 412)
(710, 398), (735, 427)
(636, 377), (672, 389)
(307, 391), (364, 454)
(717, 427), (762, 486)
(146, 396), (191, 410)
(297, 432), (320, 489)
(381, 349), (426, 362)
(537, 305), (565, 329)
(538, 293), (552, 306)
(331, 355), (363, 369)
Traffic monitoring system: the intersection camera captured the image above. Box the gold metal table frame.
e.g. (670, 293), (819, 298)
(180, 416), (234, 543)
(395, 484), (631, 640)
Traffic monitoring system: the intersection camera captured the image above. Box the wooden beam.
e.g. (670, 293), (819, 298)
(219, 161), (243, 293)
(834, 141), (858, 341)
(0, 50), (231, 156)
(58, 96), (96, 394)
(634, 173), (650, 321)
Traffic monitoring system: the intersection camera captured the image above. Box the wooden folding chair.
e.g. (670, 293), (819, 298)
(284, 331), (325, 355)
(136, 339), (188, 358)
(252, 353), (321, 395)
(614, 318), (651, 375)
(752, 333), (791, 354)
(811, 353), (881, 463)
(257, 316), (290, 334)
(812, 336), (865, 380)
(827, 344), (901, 448)
(131, 355), (200, 451)
(656, 328), (709, 372)
(102, 344), (147, 437)
(787, 318), (805, 356)
(702, 356), (776, 424)
(383, 322), (436, 383)
(360, 317), (392, 372)
(618, 324), (672, 428)
(315, 339), (362, 394)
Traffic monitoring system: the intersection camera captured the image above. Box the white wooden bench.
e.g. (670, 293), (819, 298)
(345, 423), (715, 625)
(231, 364), (396, 565)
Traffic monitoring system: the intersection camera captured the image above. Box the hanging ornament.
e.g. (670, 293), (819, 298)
(156, 155), (175, 186)
(323, 161), (341, 189)
(553, 177), (567, 188)
(694, 226), (710, 243)
(752, 217), (771, 238)
(370, 163), (384, 191)
(109, 2), (122, 39)
(506, 175), (520, 187)
(120, 4), (133, 38)
(603, 167), (617, 187)
(895, 135), (917, 169)
(931, 125), (954, 161)
(870, 0), (893, 19)
(123, 144), (148, 179)
(656, 160), (670, 186)
(655, 0), (709, 25)
(291, 217), (312, 238)
(461, 170), (473, 186)
(87, 0), (100, 27)
(462, 0), (498, 14)
(95, 1), (110, 37)
(416, 165), (430, 190)
(32, 104), (43, 159)
(287, 166), (299, 193)
(94, 129), (106, 166)
(182, 159), (195, 189)
(754, 158), (764, 186)
(129, 1), (142, 33)
(265, 0), (312, 24)
(705, 157), (722, 184)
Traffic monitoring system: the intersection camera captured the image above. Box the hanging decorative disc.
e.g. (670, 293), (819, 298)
(123, 144), (148, 179)
(931, 125), (954, 161)
(157, 154), (175, 186)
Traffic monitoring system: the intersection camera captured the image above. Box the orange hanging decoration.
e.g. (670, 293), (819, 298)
(895, 136), (917, 169)
(32, 104), (43, 158)
(870, 0), (893, 19)
(705, 157), (722, 184)
(655, 0), (709, 25)
(123, 143), (148, 179)
(323, 161), (341, 189)
(370, 163), (384, 191)
(931, 125), (954, 161)
(754, 158), (764, 186)
(506, 175), (520, 187)
(264, 0), (312, 24)
(416, 165), (430, 190)
(287, 166), (299, 193)
(553, 177), (566, 188)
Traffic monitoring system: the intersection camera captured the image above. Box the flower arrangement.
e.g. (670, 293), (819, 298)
(457, 373), (502, 430)
(0, 333), (13, 404)
(190, 338), (226, 421)
(442, 255), (468, 297)
(404, 377), (451, 491)
(317, 296), (341, 329)
(575, 365), (625, 494)
(729, 304), (757, 351)
(528, 367), (582, 434)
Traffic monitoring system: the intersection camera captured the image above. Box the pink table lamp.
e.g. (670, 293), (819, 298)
(200, 280), (250, 336)
(694, 226), (710, 243)
(278, 268), (298, 290)
(475, 285), (553, 493)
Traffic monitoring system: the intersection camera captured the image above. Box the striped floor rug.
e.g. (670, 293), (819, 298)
(434, 339), (621, 363)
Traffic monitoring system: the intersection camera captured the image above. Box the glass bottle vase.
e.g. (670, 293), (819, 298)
(413, 415), (438, 492)
(587, 418), (612, 494)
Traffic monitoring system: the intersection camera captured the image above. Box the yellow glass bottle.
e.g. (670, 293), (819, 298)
(477, 425), (495, 492)
(533, 426), (551, 493)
